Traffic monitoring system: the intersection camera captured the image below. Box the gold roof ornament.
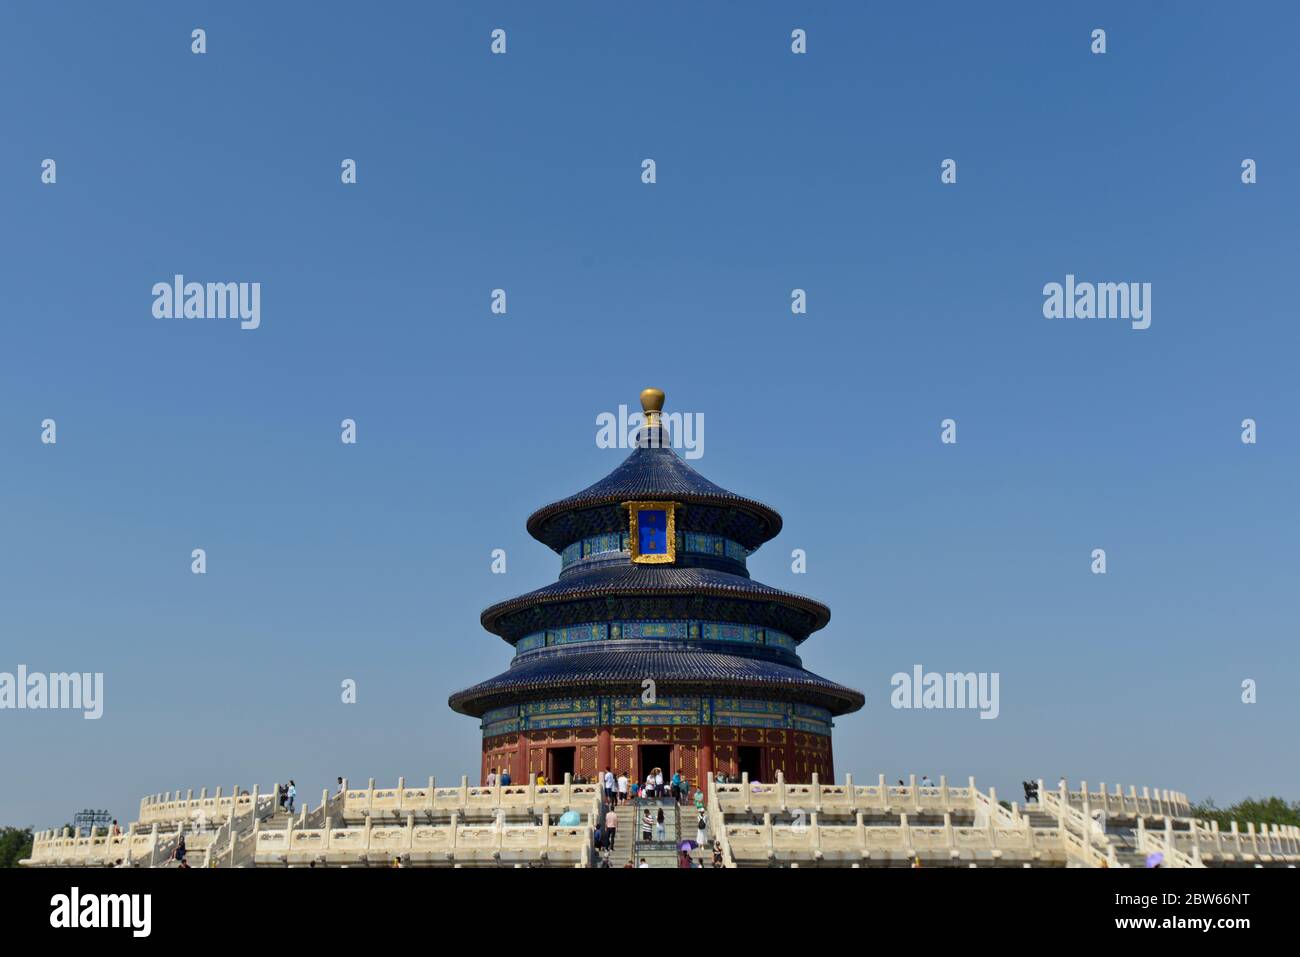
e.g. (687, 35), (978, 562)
(640, 387), (665, 428)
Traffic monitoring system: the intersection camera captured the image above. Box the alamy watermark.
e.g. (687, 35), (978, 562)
(596, 405), (704, 460)
(50, 887), (150, 937)
(152, 275), (261, 330)
(0, 665), (103, 719)
(891, 664), (999, 720)
(1042, 274), (1150, 330)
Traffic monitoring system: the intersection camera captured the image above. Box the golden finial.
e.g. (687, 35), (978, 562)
(640, 388), (665, 428)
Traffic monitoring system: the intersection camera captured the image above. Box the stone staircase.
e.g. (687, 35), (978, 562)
(609, 805), (637, 865)
(1026, 800), (1147, 867)
(1103, 827), (1146, 867)
(200, 805), (294, 867)
(259, 809), (295, 830)
(1022, 805), (1057, 830)
(631, 799), (682, 868)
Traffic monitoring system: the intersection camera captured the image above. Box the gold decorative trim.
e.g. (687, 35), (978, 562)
(624, 501), (678, 564)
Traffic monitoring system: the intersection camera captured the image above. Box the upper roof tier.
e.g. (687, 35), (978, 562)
(480, 563), (831, 642)
(526, 389), (783, 553)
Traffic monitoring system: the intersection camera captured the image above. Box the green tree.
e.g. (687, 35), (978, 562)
(1192, 796), (1300, 830)
(0, 826), (34, 868)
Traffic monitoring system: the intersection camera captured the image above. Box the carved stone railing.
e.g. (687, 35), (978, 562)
(711, 772), (989, 818)
(336, 775), (602, 822)
(1058, 780), (1191, 820)
(1135, 819), (1203, 869)
(706, 775), (735, 868)
(248, 812), (594, 867)
(720, 809), (1069, 865)
(138, 785), (278, 827)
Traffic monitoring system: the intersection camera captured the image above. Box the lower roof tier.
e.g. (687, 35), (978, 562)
(448, 646), (865, 718)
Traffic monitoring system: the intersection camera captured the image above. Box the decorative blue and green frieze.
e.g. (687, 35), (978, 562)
(480, 694), (833, 738)
(560, 531), (750, 570)
(513, 619), (797, 655)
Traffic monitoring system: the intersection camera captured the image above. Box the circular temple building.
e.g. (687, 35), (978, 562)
(449, 389), (864, 786)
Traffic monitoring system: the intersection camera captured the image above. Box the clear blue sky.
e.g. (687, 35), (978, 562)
(1, 1), (1297, 829)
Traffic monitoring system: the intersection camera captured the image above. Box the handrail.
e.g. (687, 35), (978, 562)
(1135, 821), (1203, 869)
(1038, 781), (1113, 867)
(707, 775), (736, 868)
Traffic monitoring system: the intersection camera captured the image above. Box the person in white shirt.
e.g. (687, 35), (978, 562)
(603, 768), (615, 802)
(617, 773), (628, 804)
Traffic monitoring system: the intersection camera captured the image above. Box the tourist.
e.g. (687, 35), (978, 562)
(500, 768), (511, 786)
(671, 770), (682, 801)
(638, 858), (649, 868)
(640, 807), (653, 842)
(617, 771), (628, 805)
(678, 849), (692, 868)
(173, 834), (187, 865)
(696, 805), (708, 845)
(655, 767), (665, 797)
(712, 840), (723, 868)
(278, 783), (288, 809)
(655, 807), (666, 841)
(287, 780), (297, 814)
(644, 771), (655, 800)
(537, 772), (546, 787)
(920, 775), (933, 789)
(336, 776), (346, 794)
(605, 806), (618, 850)
(603, 767), (615, 803)
(110, 819), (120, 837)
(486, 768), (497, 788)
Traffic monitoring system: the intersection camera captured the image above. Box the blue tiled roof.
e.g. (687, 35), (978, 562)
(481, 563), (831, 640)
(526, 437), (782, 551)
(448, 646), (865, 717)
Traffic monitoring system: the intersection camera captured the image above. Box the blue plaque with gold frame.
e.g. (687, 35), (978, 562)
(625, 501), (679, 564)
